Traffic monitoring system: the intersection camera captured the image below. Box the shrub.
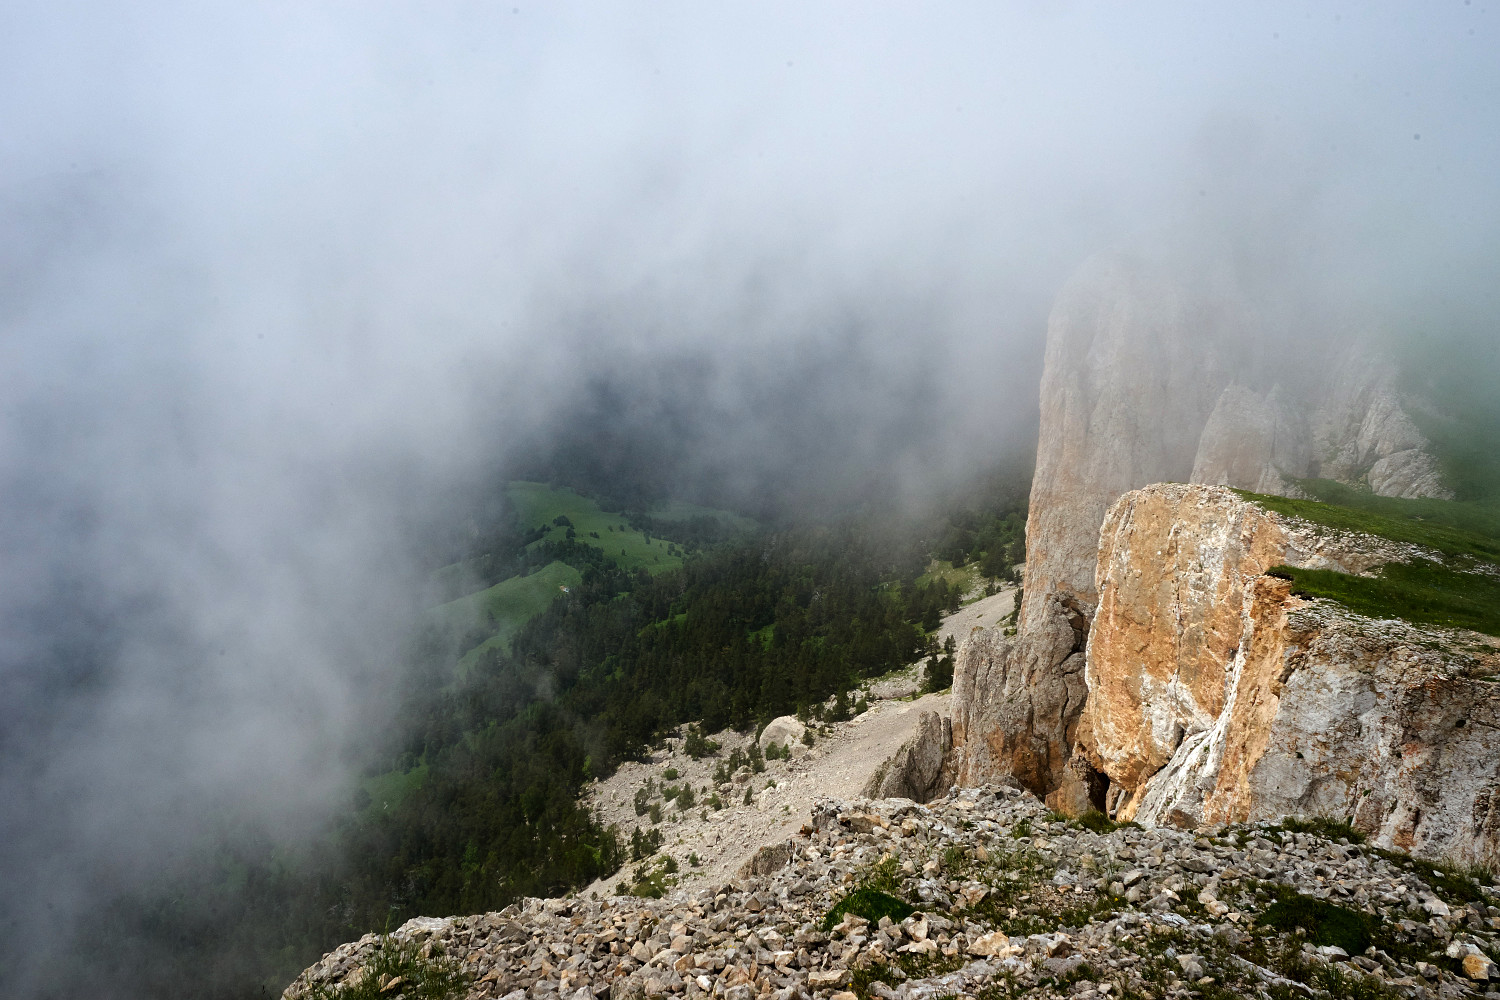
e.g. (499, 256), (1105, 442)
(305, 936), (471, 1000)
(821, 889), (915, 932)
(1256, 890), (1377, 955)
(684, 724), (720, 759)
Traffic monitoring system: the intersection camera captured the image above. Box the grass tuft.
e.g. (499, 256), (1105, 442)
(1240, 482), (1500, 562)
(821, 888), (914, 932)
(303, 936), (471, 1000)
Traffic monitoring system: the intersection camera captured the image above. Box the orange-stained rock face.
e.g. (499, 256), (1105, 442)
(1081, 482), (1500, 870)
(1081, 485), (1298, 789)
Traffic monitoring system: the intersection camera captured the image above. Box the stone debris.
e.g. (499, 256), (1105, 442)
(284, 786), (1500, 1000)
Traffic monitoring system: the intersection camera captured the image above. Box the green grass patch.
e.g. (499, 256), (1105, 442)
(303, 935), (471, 1000)
(821, 888), (915, 932)
(1268, 560), (1500, 637)
(508, 482), (754, 573)
(358, 762), (428, 818)
(1256, 889), (1378, 955)
(915, 558), (977, 593)
(1072, 810), (1141, 835)
(1239, 482), (1500, 563)
(432, 560), (583, 672)
(508, 481), (685, 574)
(1371, 847), (1491, 904)
(1271, 816), (1366, 844)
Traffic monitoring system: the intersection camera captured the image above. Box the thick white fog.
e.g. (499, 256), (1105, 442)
(0, 3), (1496, 995)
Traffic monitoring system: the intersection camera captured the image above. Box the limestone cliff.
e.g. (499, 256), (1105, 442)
(1019, 256), (1229, 630)
(953, 255), (1454, 799)
(951, 596), (1087, 796)
(1078, 483), (1500, 869)
(1022, 257), (1449, 632)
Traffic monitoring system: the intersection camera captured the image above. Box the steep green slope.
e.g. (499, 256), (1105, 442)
(431, 560), (583, 671)
(1239, 480), (1500, 562)
(1241, 482), (1500, 637)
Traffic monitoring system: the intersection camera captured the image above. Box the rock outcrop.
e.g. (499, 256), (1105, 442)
(1078, 483), (1500, 869)
(862, 711), (953, 803)
(951, 596), (1088, 796)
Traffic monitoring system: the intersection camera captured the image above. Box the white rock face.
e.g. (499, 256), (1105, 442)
(1308, 347), (1453, 499)
(1020, 255), (1229, 630)
(1191, 384), (1310, 497)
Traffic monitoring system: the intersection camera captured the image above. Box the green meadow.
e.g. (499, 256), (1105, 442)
(1242, 481), (1500, 638)
(507, 481), (686, 574)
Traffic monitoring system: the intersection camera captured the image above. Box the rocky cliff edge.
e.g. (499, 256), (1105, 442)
(1076, 483), (1500, 870)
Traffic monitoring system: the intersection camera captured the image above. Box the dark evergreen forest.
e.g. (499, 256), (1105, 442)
(57, 474), (1026, 1000)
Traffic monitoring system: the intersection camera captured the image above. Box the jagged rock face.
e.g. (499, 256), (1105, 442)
(1079, 483), (1407, 792)
(1020, 256), (1228, 629)
(951, 596), (1088, 796)
(959, 256), (1453, 798)
(1310, 348), (1454, 500)
(862, 711), (953, 803)
(1021, 260), (1449, 632)
(1080, 483), (1500, 868)
(1190, 384), (1310, 497)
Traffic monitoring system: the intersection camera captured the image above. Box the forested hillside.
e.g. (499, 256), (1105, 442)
(61, 474), (1026, 1000)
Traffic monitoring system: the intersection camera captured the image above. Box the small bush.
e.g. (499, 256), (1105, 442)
(821, 888), (915, 932)
(684, 724), (720, 759)
(1256, 890), (1377, 955)
(863, 856), (902, 895)
(1074, 810), (1139, 835)
(663, 767), (680, 781)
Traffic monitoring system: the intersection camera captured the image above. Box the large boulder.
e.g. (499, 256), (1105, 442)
(758, 715), (806, 753)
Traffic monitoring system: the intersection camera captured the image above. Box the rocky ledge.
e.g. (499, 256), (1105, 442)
(284, 786), (1500, 1000)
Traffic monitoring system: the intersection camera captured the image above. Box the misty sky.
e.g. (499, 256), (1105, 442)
(1, 2), (1498, 994)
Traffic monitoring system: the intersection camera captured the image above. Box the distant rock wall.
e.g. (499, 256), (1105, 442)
(1020, 256), (1228, 631)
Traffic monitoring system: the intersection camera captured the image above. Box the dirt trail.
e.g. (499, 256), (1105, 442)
(578, 587), (1015, 896)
